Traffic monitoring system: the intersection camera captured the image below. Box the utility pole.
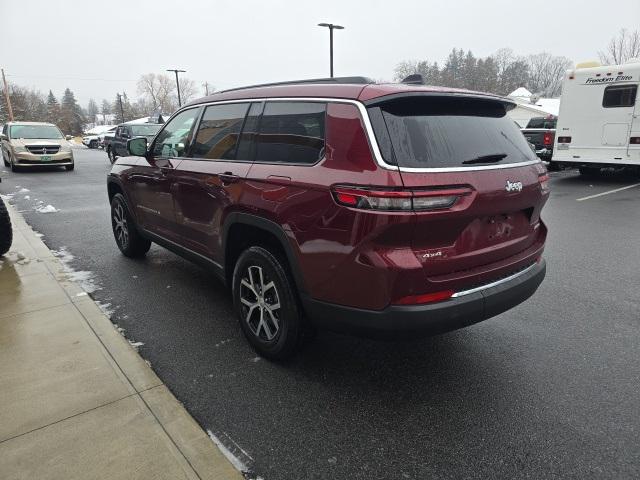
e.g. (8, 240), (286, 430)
(317, 23), (344, 77)
(117, 93), (125, 123)
(1, 68), (14, 121)
(167, 69), (186, 107)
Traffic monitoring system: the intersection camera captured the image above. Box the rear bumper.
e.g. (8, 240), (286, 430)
(302, 259), (546, 338)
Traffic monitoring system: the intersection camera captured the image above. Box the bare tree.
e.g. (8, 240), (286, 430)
(177, 78), (198, 105)
(599, 29), (640, 65)
(526, 53), (572, 97)
(137, 73), (175, 112)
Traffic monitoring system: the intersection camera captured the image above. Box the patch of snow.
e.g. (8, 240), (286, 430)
(132, 275), (138, 279)
(215, 338), (232, 348)
(251, 356), (261, 363)
(24, 195), (30, 200)
(328, 457), (337, 465)
(34, 232), (43, 237)
(129, 340), (144, 349)
(52, 246), (101, 294)
(95, 301), (115, 317)
(206, 430), (250, 473)
(35, 204), (59, 214)
(1, 193), (14, 202)
(17, 188), (29, 193)
(75, 292), (88, 297)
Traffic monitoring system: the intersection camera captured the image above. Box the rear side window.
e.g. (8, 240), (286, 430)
(235, 102), (263, 161)
(602, 85), (637, 108)
(191, 103), (249, 160)
(368, 97), (537, 168)
(255, 102), (326, 164)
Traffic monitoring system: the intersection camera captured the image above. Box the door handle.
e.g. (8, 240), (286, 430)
(218, 171), (240, 184)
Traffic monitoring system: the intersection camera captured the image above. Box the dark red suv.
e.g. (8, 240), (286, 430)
(107, 77), (549, 359)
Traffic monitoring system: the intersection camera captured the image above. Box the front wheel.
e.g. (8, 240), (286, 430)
(107, 147), (115, 164)
(0, 197), (12, 256)
(110, 193), (151, 257)
(232, 246), (303, 360)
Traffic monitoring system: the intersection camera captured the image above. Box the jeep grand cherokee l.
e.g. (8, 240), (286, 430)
(107, 77), (549, 359)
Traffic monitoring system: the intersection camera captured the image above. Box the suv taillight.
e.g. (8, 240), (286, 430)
(332, 186), (471, 212)
(543, 132), (554, 146)
(557, 136), (572, 144)
(539, 173), (550, 193)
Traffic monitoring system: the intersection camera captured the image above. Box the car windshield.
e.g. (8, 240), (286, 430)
(130, 125), (162, 137)
(368, 96), (537, 168)
(10, 125), (63, 139)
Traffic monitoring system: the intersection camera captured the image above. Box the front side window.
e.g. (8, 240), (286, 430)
(254, 102), (326, 164)
(130, 124), (162, 137)
(152, 108), (200, 158)
(191, 103), (249, 160)
(9, 124), (63, 140)
(602, 85), (637, 108)
(369, 96), (537, 168)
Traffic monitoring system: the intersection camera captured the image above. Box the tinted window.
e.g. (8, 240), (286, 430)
(235, 102), (263, 161)
(130, 125), (162, 137)
(603, 85), (637, 108)
(191, 103), (249, 160)
(526, 116), (556, 129)
(152, 108), (200, 158)
(255, 102), (326, 164)
(369, 97), (537, 168)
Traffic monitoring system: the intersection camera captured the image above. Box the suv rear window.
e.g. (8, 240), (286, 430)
(368, 97), (537, 168)
(526, 117), (556, 129)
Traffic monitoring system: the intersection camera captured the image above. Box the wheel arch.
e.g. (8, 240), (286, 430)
(222, 213), (307, 295)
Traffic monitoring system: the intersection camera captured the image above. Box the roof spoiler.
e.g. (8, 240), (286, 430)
(401, 74), (424, 85)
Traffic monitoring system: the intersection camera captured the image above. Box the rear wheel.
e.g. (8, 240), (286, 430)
(110, 193), (151, 257)
(547, 161), (561, 171)
(107, 147), (116, 164)
(89, 140), (97, 149)
(233, 246), (303, 360)
(0, 197), (12, 256)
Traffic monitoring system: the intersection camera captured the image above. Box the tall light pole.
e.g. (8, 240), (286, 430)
(166, 68), (186, 107)
(317, 23), (344, 78)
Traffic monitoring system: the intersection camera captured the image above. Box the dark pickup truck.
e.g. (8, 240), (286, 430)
(521, 115), (557, 168)
(107, 123), (162, 163)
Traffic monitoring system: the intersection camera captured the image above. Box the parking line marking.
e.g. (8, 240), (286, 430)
(576, 183), (640, 202)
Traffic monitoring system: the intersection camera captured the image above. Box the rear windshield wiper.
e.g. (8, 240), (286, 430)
(462, 153), (507, 165)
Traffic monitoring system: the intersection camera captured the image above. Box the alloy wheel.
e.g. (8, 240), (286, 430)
(112, 202), (129, 248)
(239, 265), (281, 341)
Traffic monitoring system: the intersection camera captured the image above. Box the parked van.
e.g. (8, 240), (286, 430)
(552, 60), (640, 174)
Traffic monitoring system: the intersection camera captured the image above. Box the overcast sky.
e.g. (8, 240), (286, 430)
(1, 0), (638, 106)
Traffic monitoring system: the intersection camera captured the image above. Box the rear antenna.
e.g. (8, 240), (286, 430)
(401, 74), (424, 85)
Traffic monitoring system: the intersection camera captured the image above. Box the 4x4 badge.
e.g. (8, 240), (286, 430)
(505, 180), (523, 192)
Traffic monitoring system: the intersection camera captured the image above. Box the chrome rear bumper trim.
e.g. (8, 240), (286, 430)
(451, 263), (537, 298)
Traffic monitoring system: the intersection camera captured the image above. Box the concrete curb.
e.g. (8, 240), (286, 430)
(1, 202), (244, 480)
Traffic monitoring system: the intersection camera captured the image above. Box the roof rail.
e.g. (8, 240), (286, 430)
(219, 76), (374, 93)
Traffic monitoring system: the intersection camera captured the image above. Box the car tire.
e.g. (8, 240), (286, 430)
(0, 197), (12, 257)
(547, 161), (561, 171)
(2, 150), (8, 167)
(110, 193), (151, 258)
(233, 246), (304, 360)
(65, 164), (74, 171)
(89, 140), (97, 149)
(107, 147), (115, 164)
(10, 154), (19, 172)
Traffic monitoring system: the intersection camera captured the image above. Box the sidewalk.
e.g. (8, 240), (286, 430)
(0, 203), (243, 480)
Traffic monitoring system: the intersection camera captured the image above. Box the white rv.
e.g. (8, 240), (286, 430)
(552, 60), (640, 174)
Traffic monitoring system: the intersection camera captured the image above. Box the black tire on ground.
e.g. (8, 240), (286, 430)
(107, 147), (115, 164)
(65, 164), (74, 171)
(579, 166), (600, 176)
(547, 161), (561, 171)
(0, 197), (12, 257)
(10, 155), (19, 172)
(232, 246), (305, 360)
(110, 193), (151, 258)
(2, 151), (9, 167)
(89, 140), (97, 149)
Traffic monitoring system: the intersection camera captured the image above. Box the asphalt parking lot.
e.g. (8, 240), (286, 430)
(2, 147), (639, 480)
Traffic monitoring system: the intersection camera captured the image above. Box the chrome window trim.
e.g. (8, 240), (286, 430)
(451, 263), (537, 298)
(184, 97), (542, 173)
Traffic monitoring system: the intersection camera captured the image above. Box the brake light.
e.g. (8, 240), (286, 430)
(543, 132), (554, 146)
(630, 137), (640, 145)
(332, 186), (471, 211)
(538, 173), (550, 193)
(393, 289), (454, 305)
(557, 136), (572, 144)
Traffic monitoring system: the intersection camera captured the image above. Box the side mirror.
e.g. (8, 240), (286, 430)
(127, 137), (147, 157)
(65, 135), (73, 140)
(0, 134), (7, 141)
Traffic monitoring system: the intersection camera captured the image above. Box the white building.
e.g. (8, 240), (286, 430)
(506, 87), (560, 127)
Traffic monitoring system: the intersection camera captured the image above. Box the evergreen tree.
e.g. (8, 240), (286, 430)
(46, 90), (61, 125)
(60, 88), (85, 135)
